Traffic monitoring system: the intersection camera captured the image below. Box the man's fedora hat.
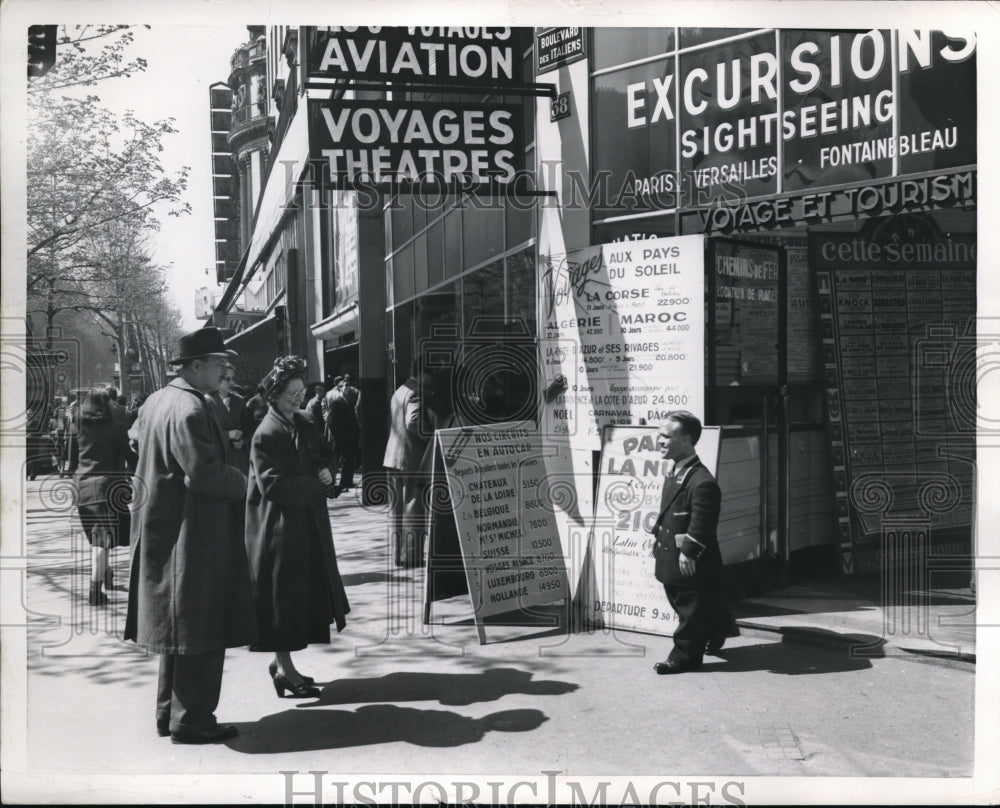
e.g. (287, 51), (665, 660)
(169, 327), (236, 365)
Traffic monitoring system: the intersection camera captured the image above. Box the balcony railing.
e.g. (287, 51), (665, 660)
(230, 100), (268, 127)
(230, 39), (266, 70)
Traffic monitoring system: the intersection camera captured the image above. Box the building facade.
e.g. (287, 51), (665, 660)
(213, 25), (976, 588)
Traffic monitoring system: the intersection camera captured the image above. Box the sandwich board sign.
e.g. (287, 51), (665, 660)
(424, 421), (570, 643)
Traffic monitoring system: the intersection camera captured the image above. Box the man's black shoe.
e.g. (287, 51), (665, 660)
(156, 718), (170, 737)
(170, 724), (238, 745)
(705, 634), (727, 655)
(654, 659), (701, 674)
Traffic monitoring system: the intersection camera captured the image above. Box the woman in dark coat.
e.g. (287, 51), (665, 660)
(75, 387), (131, 605)
(245, 356), (350, 698)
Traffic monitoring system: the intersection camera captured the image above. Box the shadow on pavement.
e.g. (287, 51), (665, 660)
(339, 571), (414, 587)
(300, 667), (578, 707)
(707, 633), (878, 675)
(226, 705), (548, 753)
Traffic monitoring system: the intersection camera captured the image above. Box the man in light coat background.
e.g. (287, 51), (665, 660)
(383, 360), (430, 566)
(124, 327), (256, 744)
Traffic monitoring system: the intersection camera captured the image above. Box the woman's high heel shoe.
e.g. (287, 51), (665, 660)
(89, 582), (107, 606)
(272, 672), (320, 698)
(268, 660), (315, 686)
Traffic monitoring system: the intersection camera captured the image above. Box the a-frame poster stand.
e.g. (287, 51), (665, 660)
(588, 424), (722, 636)
(423, 421), (571, 645)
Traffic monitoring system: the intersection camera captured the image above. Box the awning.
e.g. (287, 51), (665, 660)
(311, 301), (359, 341)
(224, 311), (281, 387)
(214, 104), (311, 317)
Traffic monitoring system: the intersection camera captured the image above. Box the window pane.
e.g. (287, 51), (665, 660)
(678, 28), (753, 49)
(393, 244), (414, 302)
(444, 208), (463, 279)
(462, 204), (504, 269)
(592, 57), (677, 219)
(413, 233), (428, 295)
(426, 221), (444, 289)
(592, 28), (676, 71)
(506, 248), (537, 336)
(461, 259), (505, 337)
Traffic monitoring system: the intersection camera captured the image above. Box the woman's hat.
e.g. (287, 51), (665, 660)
(169, 327), (236, 364)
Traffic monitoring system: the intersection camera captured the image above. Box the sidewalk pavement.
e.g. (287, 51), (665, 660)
(731, 575), (976, 666)
(13, 474), (978, 793)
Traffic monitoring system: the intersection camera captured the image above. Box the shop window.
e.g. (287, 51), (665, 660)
(412, 196), (427, 233)
(413, 232), (429, 295)
(592, 28), (676, 72)
(390, 197), (412, 252)
(591, 58), (676, 221)
(505, 196), (535, 250)
(505, 248), (537, 336)
(462, 204), (505, 269)
(443, 209), (463, 279)
(461, 259), (505, 336)
(393, 244), (414, 302)
(426, 221), (444, 289)
(678, 28), (753, 49)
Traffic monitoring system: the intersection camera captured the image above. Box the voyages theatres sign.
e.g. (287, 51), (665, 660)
(304, 27), (528, 189)
(593, 28), (976, 219)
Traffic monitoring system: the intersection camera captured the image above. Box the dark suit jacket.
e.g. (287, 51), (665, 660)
(650, 457), (722, 586)
(209, 391), (250, 475)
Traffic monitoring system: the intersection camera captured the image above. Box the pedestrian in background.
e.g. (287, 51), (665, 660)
(75, 387), (132, 605)
(649, 411), (737, 674)
(304, 382), (327, 436)
(245, 384), (269, 437)
(326, 376), (361, 495)
(245, 356), (349, 698)
(340, 373), (360, 417)
(124, 327), (255, 744)
(209, 361), (250, 475)
(61, 394), (80, 476)
(383, 359), (431, 566)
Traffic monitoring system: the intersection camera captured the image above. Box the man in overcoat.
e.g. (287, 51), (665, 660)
(649, 411), (737, 673)
(124, 327), (256, 743)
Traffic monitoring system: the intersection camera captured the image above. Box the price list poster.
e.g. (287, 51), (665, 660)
(538, 233), (706, 454)
(813, 228), (976, 572)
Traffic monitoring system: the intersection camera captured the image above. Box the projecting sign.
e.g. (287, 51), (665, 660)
(308, 98), (526, 189)
(305, 26), (525, 85)
(536, 27), (586, 74)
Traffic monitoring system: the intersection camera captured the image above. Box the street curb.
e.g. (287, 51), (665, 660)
(734, 619), (976, 669)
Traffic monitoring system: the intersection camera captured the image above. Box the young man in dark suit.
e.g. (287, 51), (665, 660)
(650, 410), (737, 674)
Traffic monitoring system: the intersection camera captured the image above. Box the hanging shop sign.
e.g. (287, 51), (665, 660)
(811, 227), (975, 567)
(308, 98), (526, 189)
(588, 425), (721, 635)
(305, 26), (525, 85)
(425, 421), (571, 642)
(592, 29), (976, 219)
(538, 235), (705, 452)
(536, 27), (586, 74)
